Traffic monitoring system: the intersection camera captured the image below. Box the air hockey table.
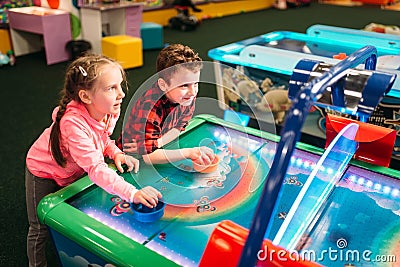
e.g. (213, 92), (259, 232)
(38, 114), (400, 267)
(208, 24), (400, 161)
(207, 24), (400, 85)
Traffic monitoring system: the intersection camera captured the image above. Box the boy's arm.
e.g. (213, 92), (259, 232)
(142, 146), (214, 165)
(156, 128), (181, 148)
(142, 148), (192, 165)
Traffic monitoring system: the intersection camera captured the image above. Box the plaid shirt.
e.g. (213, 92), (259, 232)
(119, 82), (195, 155)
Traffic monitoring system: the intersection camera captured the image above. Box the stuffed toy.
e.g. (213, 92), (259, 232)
(236, 79), (263, 106)
(257, 78), (291, 124)
(222, 68), (241, 104)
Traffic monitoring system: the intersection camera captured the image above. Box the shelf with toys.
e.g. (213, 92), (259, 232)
(0, 0), (31, 63)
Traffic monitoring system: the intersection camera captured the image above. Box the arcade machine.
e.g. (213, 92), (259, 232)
(37, 47), (399, 267)
(201, 45), (398, 267)
(207, 24), (400, 164)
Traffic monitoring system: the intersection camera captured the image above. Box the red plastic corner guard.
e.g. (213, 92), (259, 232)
(325, 114), (396, 167)
(199, 220), (323, 267)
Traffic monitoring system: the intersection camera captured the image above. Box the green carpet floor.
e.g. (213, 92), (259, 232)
(1, 2), (399, 266)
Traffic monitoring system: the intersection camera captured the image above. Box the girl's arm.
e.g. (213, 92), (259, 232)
(63, 120), (142, 203)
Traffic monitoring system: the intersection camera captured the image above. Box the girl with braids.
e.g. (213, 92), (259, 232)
(25, 54), (162, 267)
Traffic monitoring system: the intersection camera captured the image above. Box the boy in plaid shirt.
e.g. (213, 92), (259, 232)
(117, 44), (214, 166)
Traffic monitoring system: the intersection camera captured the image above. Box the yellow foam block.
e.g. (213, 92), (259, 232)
(0, 29), (12, 54)
(102, 35), (143, 69)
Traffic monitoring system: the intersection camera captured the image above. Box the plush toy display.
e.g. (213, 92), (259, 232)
(0, 0), (31, 23)
(220, 66), (292, 125)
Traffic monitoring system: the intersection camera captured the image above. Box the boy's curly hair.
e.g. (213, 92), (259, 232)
(156, 44), (203, 84)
